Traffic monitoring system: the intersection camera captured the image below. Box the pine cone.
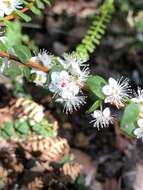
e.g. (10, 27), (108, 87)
(20, 136), (70, 162)
(62, 162), (82, 181)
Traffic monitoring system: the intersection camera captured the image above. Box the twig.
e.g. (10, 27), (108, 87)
(0, 51), (89, 91)
(4, 0), (36, 21)
(0, 51), (49, 72)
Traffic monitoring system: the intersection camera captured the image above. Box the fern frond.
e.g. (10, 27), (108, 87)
(75, 0), (114, 59)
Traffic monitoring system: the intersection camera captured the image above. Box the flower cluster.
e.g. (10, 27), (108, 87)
(5, 48), (143, 136)
(91, 77), (131, 129)
(49, 54), (89, 113)
(30, 52), (89, 113)
(0, 0), (22, 17)
(49, 70), (86, 113)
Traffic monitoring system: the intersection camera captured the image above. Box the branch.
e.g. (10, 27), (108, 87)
(0, 51), (88, 91)
(4, 0), (36, 21)
(0, 51), (49, 72)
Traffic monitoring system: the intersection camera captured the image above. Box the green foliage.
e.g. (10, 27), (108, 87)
(23, 0), (51, 16)
(3, 21), (22, 48)
(0, 118), (57, 139)
(4, 61), (22, 79)
(121, 102), (140, 137)
(60, 154), (71, 165)
(0, 21), (38, 51)
(74, 175), (90, 190)
(15, 10), (31, 22)
(86, 100), (101, 113)
(86, 75), (107, 99)
(23, 66), (31, 80)
(75, 0), (114, 59)
(86, 75), (107, 113)
(13, 45), (32, 63)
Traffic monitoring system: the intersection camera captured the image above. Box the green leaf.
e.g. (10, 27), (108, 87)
(15, 10), (31, 22)
(121, 102), (140, 137)
(4, 21), (22, 47)
(76, 175), (86, 185)
(2, 122), (15, 137)
(30, 6), (41, 15)
(13, 45), (31, 63)
(86, 100), (101, 113)
(31, 122), (55, 137)
(14, 121), (29, 135)
(60, 154), (71, 165)
(4, 61), (21, 79)
(86, 75), (107, 99)
(0, 42), (7, 51)
(0, 131), (10, 139)
(23, 66), (31, 80)
(35, 0), (45, 9)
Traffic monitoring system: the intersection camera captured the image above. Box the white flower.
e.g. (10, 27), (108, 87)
(31, 50), (53, 69)
(91, 107), (113, 129)
(49, 70), (86, 113)
(102, 77), (131, 108)
(56, 81), (85, 113)
(37, 50), (53, 68)
(0, 0), (22, 17)
(57, 54), (89, 82)
(137, 118), (143, 127)
(133, 118), (143, 140)
(134, 127), (143, 140)
(132, 87), (143, 103)
(57, 95), (85, 113)
(49, 71), (72, 94)
(132, 88), (143, 118)
(31, 69), (47, 86)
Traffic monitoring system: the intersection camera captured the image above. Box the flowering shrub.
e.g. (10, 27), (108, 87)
(0, 0), (142, 159)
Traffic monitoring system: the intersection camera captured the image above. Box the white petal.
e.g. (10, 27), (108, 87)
(108, 77), (118, 87)
(5, 8), (13, 15)
(61, 90), (72, 99)
(40, 53), (52, 67)
(137, 119), (143, 127)
(30, 56), (39, 62)
(104, 96), (114, 103)
(134, 128), (142, 138)
(49, 83), (57, 92)
(0, 10), (4, 17)
(60, 71), (70, 80)
(93, 110), (101, 118)
(57, 57), (64, 65)
(103, 107), (110, 117)
(102, 85), (112, 96)
(56, 98), (64, 103)
(51, 72), (59, 82)
(139, 104), (143, 113)
(68, 83), (79, 95)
